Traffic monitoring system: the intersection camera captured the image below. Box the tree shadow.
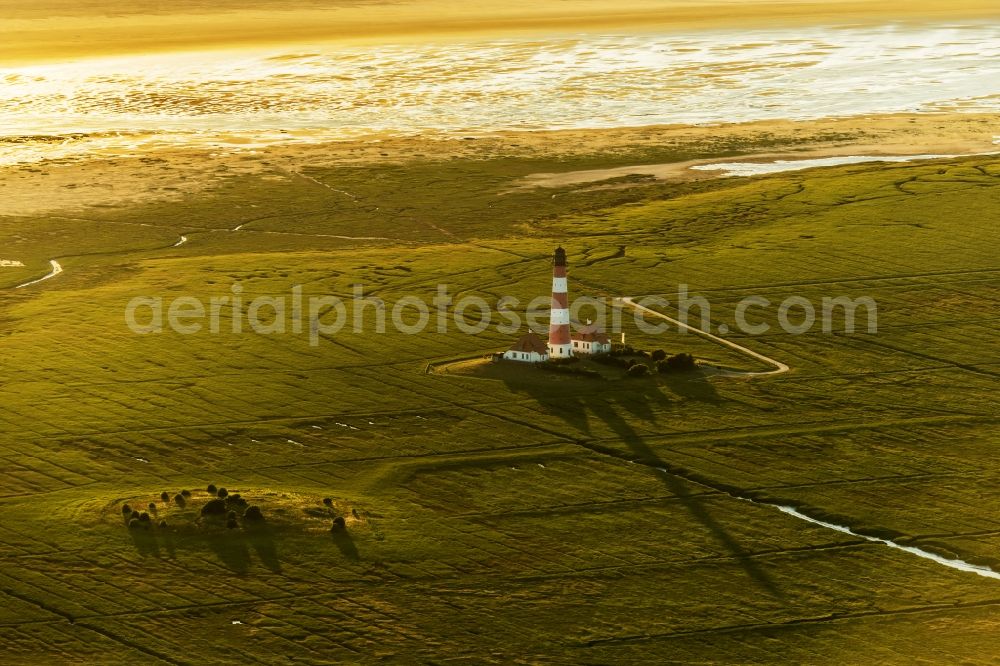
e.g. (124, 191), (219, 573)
(500, 366), (783, 598)
(127, 524), (283, 573)
(160, 528), (177, 559)
(129, 527), (161, 558)
(660, 369), (724, 404)
(206, 532), (251, 574)
(246, 527), (282, 573)
(330, 529), (360, 561)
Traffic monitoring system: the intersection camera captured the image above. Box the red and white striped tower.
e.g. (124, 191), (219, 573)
(548, 247), (573, 358)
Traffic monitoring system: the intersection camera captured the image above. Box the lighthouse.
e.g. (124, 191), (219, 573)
(548, 247), (573, 358)
(499, 245), (612, 364)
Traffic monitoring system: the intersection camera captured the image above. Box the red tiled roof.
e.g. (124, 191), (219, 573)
(573, 331), (610, 344)
(573, 323), (610, 344)
(509, 331), (548, 354)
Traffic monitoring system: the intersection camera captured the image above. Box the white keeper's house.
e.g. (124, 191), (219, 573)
(503, 331), (550, 363)
(572, 322), (612, 355)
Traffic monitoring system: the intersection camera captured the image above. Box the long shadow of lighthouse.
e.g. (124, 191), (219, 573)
(506, 246), (782, 597)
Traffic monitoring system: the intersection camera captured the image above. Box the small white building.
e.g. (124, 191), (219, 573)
(571, 323), (612, 355)
(503, 331), (550, 363)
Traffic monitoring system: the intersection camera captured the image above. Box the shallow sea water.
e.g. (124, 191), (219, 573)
(2, 22), (999, 165)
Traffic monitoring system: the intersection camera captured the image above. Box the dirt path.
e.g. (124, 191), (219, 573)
(616, 296), (789, 377)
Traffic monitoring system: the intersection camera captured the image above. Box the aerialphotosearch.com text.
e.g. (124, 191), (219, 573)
(124, 283), (877, 346)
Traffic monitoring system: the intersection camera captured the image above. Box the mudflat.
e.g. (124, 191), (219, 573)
(4, 0), (1000, 63)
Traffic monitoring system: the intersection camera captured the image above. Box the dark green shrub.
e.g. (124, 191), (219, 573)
(244, 506), (265, 523)
(626, 363), (650, 377)
(121, 504), (132, 515)
(138, 512), (151, 522)
(158, 520), (168, 529)
(216, 487), (228, 498)
(147, 502), (157, 513)
(128, 518), (141, 530)
(181, 489), (191, 497)
(322, 498), (333, 507)
(331, 516), (346, 531)
(651, 349), (667, 362)
(226, 517), (239, 529)
(174, 493), (186, 507)
(160, 491), (170, 503)
(226, 495), (247, 509)
(200, 498), (227, 516)
(207, 484), (217, 494)
(658, 352), (697, 373)
(678, 352), (697, 370)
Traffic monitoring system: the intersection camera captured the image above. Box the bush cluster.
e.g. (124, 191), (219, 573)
(200, 498), (228, 516)
(226, 493), (247, 509)
(607, 345), (636, 357)
(119, 486), (268, 533)
(121, 504), (154, 529)
(201, 499), (265, 529)
(657, 353), (697, 373)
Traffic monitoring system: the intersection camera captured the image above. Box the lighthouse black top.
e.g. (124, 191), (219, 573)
(553, 246), (567, 266)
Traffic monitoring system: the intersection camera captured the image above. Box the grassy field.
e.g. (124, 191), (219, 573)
(0, 135), (998, 662)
